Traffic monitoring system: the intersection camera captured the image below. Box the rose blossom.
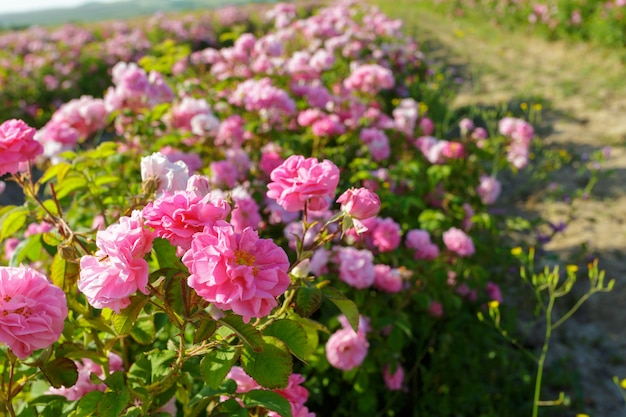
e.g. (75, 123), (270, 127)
(47, 352), (123, 400)
(487, 282), (503, 303)
(78, 211), (155, 312)
(0, 119), (42, 176)
(442, 227), (475, 257)
(383, 364), (405, 391)
(141, 152), (189, 196)
(337, 187), (381, 220)
(370, 217), (402, 252)
(373, 264), (403, 293)
(182, 221), (290, 322)
(267, 155), (340, 212)
(476, 175), (501, 205)
(0, 266), (68, 359)
(143, 191), (231, 250)
(336, 247), (375, 289)
(326, 315), (369, 371)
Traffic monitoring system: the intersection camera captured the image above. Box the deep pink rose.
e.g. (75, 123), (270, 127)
(337, 187), (381, 220)
(370, 217), (402, 252)
(0, 119), (42, 176)
(442, 227), (475, 257)
(267, 155), (340, 212)
(0, 266), (67, 359)
(182, 221), (290, 322)
(373, 264), (403, 293)
(143, 191), (231, 250)
(78, 211), (155, 312)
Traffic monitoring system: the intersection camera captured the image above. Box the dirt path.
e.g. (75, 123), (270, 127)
(373, 2), (626, 415)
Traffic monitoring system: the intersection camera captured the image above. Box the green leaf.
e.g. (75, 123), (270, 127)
(242, 390), (293, 417)
(150, 349), (177, 382)
(74, 391), (103, 416)
(193, 317), (217, 344)
(263, 319), (310, 362)
(241, 336), (292, 389)
(104, 371), (126, 391)
(295, 286), (322, 317)
(417, 209), (447, 231)
(50, 252), (80, 292)
(0, 205), (29, 240)
(322, 287), (359, 332)
(54, 175), (88, 200)
(37, 162), (71, 185)
(130, 317), (156, 345)
(41, 357), (78, 388)
(218, 315), (263, 352)
(112, 295), (149, 335)
(9, 235), (42, 267)
(211, 398), (247, 417)
(200, 345), (240, 389)
(96, 390), (130, 417)
(152, 237), (182, 269)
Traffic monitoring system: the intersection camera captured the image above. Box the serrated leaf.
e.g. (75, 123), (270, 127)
(242, 390), (293, 417)
(263, 319), (310, 362)
(295, 286), (322, 318)
(50, 253), (80, 292)
(193, 317), (217, 344)
(104, 371), (125, 391)
(212, 398), (247, 417)
(152, 238), (182, 269)
(112, 295), (149, 335)
(130, 317), (156, 345)
(41, 357), (78, 388)
(218, 315), (263, 352)
(37, 162), (71, 185)
(0, 205), (29, 240)
(241, 336), (292, 389)
(322, 287), (359, 332)
(200, 345), (240, 389)
(150, 350), (177, 382)
(96, 390), (130, 417)
(75, 391), (103, 416)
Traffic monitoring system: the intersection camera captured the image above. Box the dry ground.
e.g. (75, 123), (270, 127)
(373, 2), (626, 415)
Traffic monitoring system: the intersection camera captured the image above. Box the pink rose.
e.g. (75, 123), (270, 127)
(143, 191), (231, 250)
(428, 300), (444, 317)
(182, 221), (290, 322)
(267, 155), (340, 212)
(442, 227), (475, 257)
(336, 247), (375, 289)
(487, 282), (503, 303)
(337, 187), (381, 220)
(230, 196), (262, 233)
(476, 175), (501, 205)
(326, 315), (369, 371)
(370, 217), (402, 253)
(0, 119), (42, 176)
(383, 364), (405, 391)
(78, 211), (155, 312)
(0, 266), (68, 359)
(373, 264), (403, 293)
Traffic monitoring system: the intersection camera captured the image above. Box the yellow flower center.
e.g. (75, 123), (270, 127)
(235, 249), (256, 267)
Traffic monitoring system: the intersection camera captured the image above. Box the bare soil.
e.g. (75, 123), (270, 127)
(392, 5), (626, 416)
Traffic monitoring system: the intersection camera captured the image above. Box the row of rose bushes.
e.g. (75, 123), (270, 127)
(429, 0), (626, 48)
(0, 1), (555, 416)
(0, 1), (313, 127)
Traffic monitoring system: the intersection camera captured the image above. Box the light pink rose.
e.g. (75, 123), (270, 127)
(182, 221), (290, 322)
(476, 175), (501, 205)
(383, 364), (405, 391)
(337, 187), (381, 220)
(326, 316), (369, 371)
(267, 155), (340, 212)
(0, 266), (68, 359)
(336, 247), (375, 289)
(0, 119), (42, 176)
(442, 227), (475, 257)
(143, 191), (231, 250)
(141, 152), (189, 196)
(230, 196), (261, 233)
(78, 211), (155, 312)
(47, 352), (123, 400)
